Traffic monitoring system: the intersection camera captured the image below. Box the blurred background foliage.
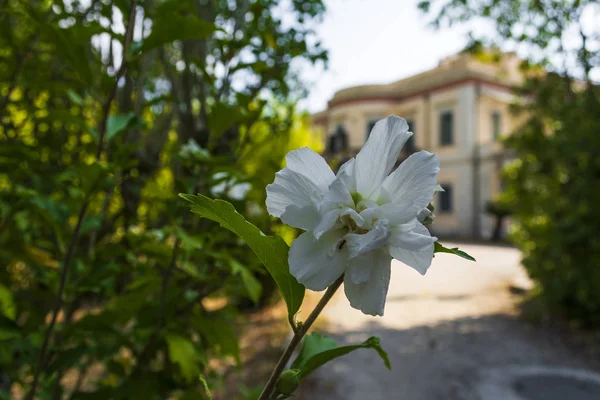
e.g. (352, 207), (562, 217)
(0, 0), (325, 398)
(420, 0), (600, 326)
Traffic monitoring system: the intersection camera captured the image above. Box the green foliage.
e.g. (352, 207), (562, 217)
(105, 113), (144, 143)
(166, 334), (204, 382)
(0, 0), (327, 398)
(502, 77), (600, 326)
(434, 242), (476, 262)
(420, 0), (600, 325)
(291, 333), (391, 381)
(0, 285), (15, 320)
(180, 194), (305, 325)
(138, 0), (216, 53)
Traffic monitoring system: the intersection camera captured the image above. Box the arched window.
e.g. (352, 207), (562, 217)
(328, 125), (348, 154)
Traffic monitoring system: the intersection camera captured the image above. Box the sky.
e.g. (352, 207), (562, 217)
(299, 0), (472, 113)
(298, 0), (600, 113)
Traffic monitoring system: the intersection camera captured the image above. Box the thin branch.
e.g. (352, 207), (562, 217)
(24, 199), (91, 400)
(257, 275), (344, 400)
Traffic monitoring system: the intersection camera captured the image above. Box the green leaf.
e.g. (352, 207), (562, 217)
(179, 193), (305, 324)
(0, 285), (16, 320)
(230, 258), (262, 304)
(293, 334), (391, 379)
(291, 332), (337, 370)
(434, 242), (476, 261)
(0, 315), (19, 342)
(66, 89), (84, 105)
(140, 4), (215, 52)
(207, 103), (245, 138)
(165, 334), (202, 382)
(191, 316), (239, 363)
(106, 113), (139, 142)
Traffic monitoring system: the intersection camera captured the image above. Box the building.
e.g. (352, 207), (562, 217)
(312, 51), (523, 239)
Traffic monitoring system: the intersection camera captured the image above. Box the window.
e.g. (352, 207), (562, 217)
(439, 184), (453, 213)
(492, 111), (502, 140)
(439, 110), (454, 146)
(405, 119), (416, 151)
(366, 119), (378, 141)
(329, 125), (348, 154)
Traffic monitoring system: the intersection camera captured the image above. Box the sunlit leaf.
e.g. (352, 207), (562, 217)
(179, 193), (305, 325)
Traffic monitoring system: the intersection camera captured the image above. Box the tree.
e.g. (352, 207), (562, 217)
(0, 0), (327, 398)
(419, 0), (600, 325)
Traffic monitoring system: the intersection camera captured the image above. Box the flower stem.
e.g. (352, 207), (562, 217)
(257, 275), (345, 400)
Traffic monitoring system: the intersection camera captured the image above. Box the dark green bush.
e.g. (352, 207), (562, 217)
(420, 0), (600, 327)
(502, 75), (600, 326)
(0, 0), (326, 398)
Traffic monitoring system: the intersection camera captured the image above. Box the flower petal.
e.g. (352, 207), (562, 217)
(343, 249), (392, 316)
(377, 150), (440, 222)
(285, 147), (335, 192)
(266, 167), (323, 225)
(289, 229), (348, 291)
(417, 207), (431, 223)
(388, 221), (436, 275)
(354, 116), (412, 198)
(281, 205), (321, 231)
(345, 219), (391, 259)
(313, 208), (341, 239)
(346, 252), (373, 284)
(336, 157), (357, 193)
(389, 220), (436, 250)
(340, 207), (365, 228)
(322, 177), (354, 211)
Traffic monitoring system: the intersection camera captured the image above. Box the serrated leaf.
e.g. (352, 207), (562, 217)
(434, 242), (476, 261)
(179, 193), (304, 324)
(165, 334), (202, 382)
(293, 335), (391, 379)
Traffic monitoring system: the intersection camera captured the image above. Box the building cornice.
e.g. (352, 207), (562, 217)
(318, 53), (523, 114)
(327, 77), (515, 109)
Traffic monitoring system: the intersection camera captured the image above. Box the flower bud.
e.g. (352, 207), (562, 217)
(276, 369), (301, 395)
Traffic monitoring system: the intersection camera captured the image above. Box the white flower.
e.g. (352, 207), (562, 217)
(266, 116), (440, 316)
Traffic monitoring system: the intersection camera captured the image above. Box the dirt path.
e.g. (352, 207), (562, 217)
(298, 243), (597, 400)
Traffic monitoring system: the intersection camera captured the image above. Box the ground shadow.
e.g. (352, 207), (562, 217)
(297, 313), (600, 400)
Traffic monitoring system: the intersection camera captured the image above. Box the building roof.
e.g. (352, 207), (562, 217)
(323, 51), (523, 111)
